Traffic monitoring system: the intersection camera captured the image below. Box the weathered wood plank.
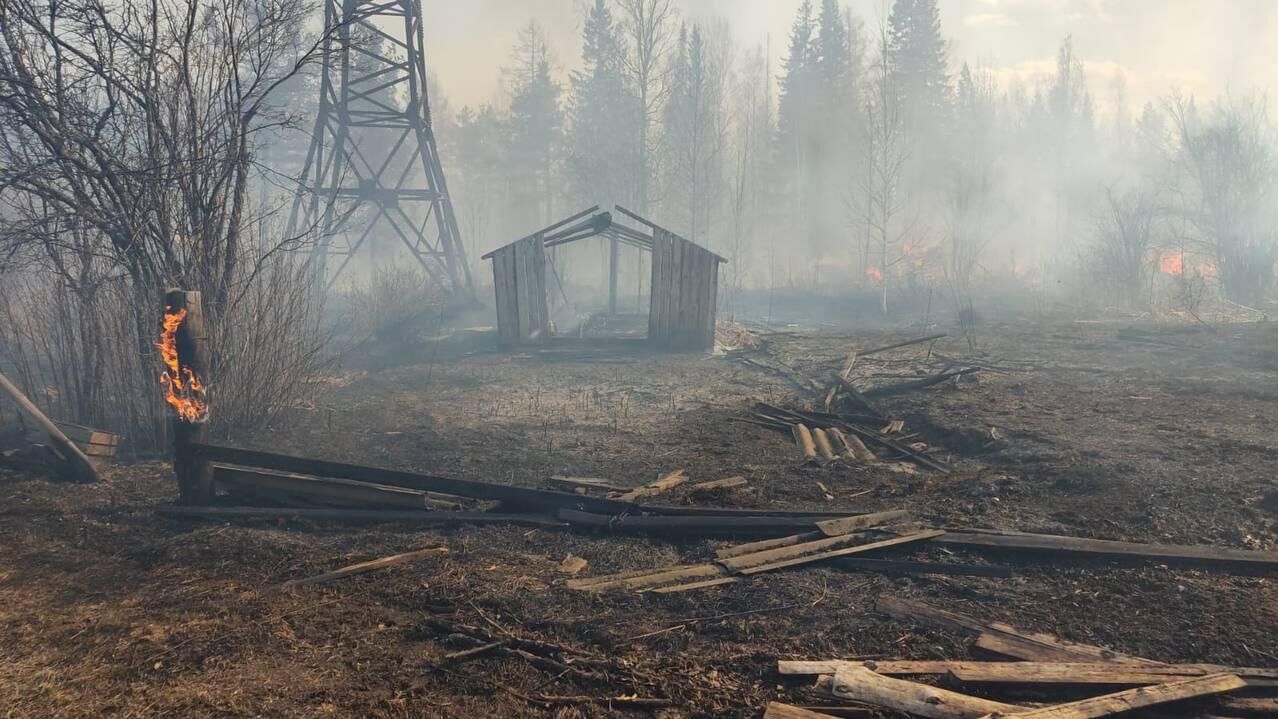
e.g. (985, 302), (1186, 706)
(0, 370), (99, 483)
(972, 673), (1246, 719)
(648, 229), (665, 339)
(735, 530), (944, 576)
(877, 596), (1158, 666)
(780, 660), (1278, 681)
(687, 476), (747, 492)
(704, 256), (719, 350)
(532, 235), (549, 340)
(492, 247), (517, 346)
(613, 468), (688, 502)
(936, 530), (1278, 572)
(763, 703), (845, 719)
(815, 510), (910, 537)
(717, 532), (822, 559)
(829, 665), (1023, 719)
(213, 463), (462, 510)
(546, 476), (627, 493)
(159, 506), (565, 527)
(566, 561), (722, 592)
(514, 238), (532, 341)
(669, 236), (686, 347)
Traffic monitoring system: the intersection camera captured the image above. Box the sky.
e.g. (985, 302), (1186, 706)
(421, 0), (1278, 116)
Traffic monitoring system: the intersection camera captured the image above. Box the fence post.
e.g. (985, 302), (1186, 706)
(162, 289), (213, 505)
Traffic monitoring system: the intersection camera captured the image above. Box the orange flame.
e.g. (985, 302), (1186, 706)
(1160, 252), (1184, 276)
(158, 305), (209, 423)
(865, 266), (883, 282)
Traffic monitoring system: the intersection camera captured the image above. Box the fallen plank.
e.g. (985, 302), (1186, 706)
(764, 703), (846, 719)
(815, 510), (911, 537)
(830, 558), (1012, 578)
(734, 531), (944, 576)
(688, 476), (748, 493)
(566, 562), (722, 592)
(716, 532), (822, 559)
(972, 673), (1247, 719)
(937, 531), (1278, 573)
(558, 508), (862, 535)
(159, 506), (565, 527)
(719, 532), (872, 572)
(863, 368), (981, 399)
(612, 469), (688, 502)
(546, 476), (627, 493)
(0, 370), (99, 483)
(827, 375), (886, 419)
(830, 664), (1022, 719)
(214, 464), (463, 510)
(877, 596), (1157, 665)
(780, 660), (1278, 681)
(279, 546), (448, 588)
(191, 443), (634, 514)
(1218, 697), (1278, 716)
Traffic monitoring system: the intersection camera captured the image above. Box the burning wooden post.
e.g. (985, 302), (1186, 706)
(160, 289), (212, 504)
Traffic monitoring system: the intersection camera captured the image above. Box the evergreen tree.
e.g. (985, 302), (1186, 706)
(887, 0), (950, 133)
(567, 0), (640, 206)
(776, 0), (816, 171)
(663, 23), (725, 242)
(504, 21), (563, 230)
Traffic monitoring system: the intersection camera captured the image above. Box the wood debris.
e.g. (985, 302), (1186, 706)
(279, 546), (448, 589)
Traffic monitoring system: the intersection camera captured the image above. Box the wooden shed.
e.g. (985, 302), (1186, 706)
(482, 205), (725, 351)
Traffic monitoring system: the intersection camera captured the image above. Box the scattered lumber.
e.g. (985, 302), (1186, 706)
(764, 703), (846, 719)
(971, 673), (1246, 719)
(279, 546), (448, 588)
(829, 664), (1023, 719)
(841, 423), (951, 473)
(877, 596), (1158, 665)
(214, 464), (463, 510)
(862, 368), (982, 399)
(828, 428), (875, 462)
(793, 424), (818, 461)
(936, 530), (1278, 573)
(0, 370), (99, 483)
(612, 469), (688, 502)
(159, 506), (567, 528)
(558, 508), (863, 535)
(824, 350), (860, 412)
(729, 531), (944, 576)
(688, 476), (747, 493)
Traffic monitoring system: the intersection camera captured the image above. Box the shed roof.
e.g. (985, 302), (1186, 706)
(481, 204), (727, 263)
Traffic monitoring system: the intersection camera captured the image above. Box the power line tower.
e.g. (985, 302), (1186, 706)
(286, 0), (472, 297)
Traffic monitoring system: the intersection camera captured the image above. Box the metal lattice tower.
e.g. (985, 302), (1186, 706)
(286, 0), (472, 297)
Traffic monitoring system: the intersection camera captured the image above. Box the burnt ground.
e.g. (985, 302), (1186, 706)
(4, 319), (1278, 717)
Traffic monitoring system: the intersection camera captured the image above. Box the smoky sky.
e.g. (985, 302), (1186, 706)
(422, 0), (1278, 115)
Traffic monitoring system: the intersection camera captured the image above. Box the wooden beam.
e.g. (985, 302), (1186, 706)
(972, 673), (1246, 719)
(763, 704), (845, 719)
(482, 205), (600, 259)
(858, 334), (948, 356)
(0, 370), (98, 483)
(213, 464), (463, 510)
(733, 531), (944, 576)
(829, 665), (1023, 719)
(558, 509), (862, 535)
(687, 476), (747, 493)
(158, 506), (566, 528)
(189, 443), (637, 514)
(936, 531), (1278, 572)
(815, 510), (910, 537)
(780, 660), (1278, 681)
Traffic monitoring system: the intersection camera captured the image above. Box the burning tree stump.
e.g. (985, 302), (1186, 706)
(161, 289), (213, 505)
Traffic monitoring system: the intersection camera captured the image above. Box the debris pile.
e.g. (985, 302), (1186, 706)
(769, 597), (1277, 718)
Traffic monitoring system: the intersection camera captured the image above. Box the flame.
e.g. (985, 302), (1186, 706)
(865, 266), (883, 282)
(1160, 251), (1184, 276)
(158, 305), (209, 423)
(1013, 262), (1024, 275)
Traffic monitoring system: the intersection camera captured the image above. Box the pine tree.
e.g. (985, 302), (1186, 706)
(567, 0), (640, 206)
(663, 23), (724, 242)
(887, 0), (950, 133)
(776, 0), (816, 169)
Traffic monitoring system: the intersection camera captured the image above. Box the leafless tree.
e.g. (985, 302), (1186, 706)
(1086, 187), (1157, 311)
(1166, 92), (1278, 307)
(853, 18), (913, 315)
(616, 0), (677, 213)
(724, 44), (771, 317)
(0, 0), (337, 441)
